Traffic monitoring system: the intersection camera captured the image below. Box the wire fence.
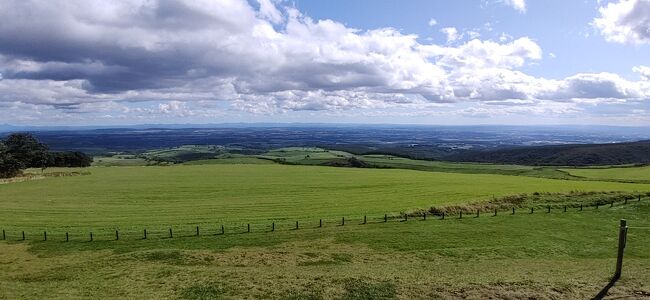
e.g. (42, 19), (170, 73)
(1, 195), (647, 243)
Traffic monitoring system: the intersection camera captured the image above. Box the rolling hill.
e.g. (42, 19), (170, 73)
(444, 140), (650, 166)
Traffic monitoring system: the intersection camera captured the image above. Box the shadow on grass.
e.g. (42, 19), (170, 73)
(591, 276), (618, 300)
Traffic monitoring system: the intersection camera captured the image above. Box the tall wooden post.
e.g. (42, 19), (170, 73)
(614, 219), (628, 279)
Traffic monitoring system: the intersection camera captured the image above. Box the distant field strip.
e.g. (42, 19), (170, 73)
(0, 164), (648, 231)
(562, 166), (650, 182)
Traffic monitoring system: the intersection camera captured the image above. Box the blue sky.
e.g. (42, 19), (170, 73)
(0, 0), (648, 126)
(296, 0), (647, 79)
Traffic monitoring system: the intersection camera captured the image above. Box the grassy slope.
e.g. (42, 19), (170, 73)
(0, 164), (648, 234)
(563, 166), (650, 182)
(257, 148), (577, 180)
(0, 201), (648, 299)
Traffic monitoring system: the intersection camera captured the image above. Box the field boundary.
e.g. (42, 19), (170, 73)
(1, 195), (647, 243)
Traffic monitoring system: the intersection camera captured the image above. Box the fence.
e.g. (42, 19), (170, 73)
(0, 195), (646, 243)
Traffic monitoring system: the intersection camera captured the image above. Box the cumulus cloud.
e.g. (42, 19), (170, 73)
(593, 0), (650, 44)
(633, 65), (650, 80)
(0, 0), (647, 124)
(503, 0), (526, 13)
(440, 27), (460, 43)
(428, 18), (438, 26)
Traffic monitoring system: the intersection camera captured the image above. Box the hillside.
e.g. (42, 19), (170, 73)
(444, 140), (650, 166)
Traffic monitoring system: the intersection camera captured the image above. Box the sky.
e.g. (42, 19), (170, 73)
(0, 0), (648, 126)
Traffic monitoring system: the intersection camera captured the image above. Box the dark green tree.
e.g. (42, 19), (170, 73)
(4, 133), (49, 169)
(0, 142), (22, 178)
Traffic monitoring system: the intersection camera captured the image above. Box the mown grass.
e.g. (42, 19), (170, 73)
(0, 164), (648, 233)
(1, 201), (648, 299)
(562, 165), (650, 182)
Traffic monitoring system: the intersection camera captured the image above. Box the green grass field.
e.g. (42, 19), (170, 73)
(563, 165), (650, 182)
(1, 201), (648, 299)
(1, 162), (650, 299)
(1, 164), (648, 233)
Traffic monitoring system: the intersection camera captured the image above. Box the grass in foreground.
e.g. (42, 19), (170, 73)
(1, 201), (648, 299)
(0, 164), (648, 232)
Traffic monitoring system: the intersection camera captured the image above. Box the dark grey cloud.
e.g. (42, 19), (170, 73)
(0, 0), (647, 123)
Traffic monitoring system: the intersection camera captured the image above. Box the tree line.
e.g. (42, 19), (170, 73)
(0, 133), (92, 178)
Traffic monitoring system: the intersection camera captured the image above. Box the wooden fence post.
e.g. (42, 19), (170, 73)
(422, 213), (426, 221)
(580, 204), (583, 211)
(364, 215), (367, 224)
(530, 207), (534, 214)
(66, 232), (69, 242)
(272, 222), (275, 232)
(494, 209), (497, 216)
(614, 219), (628, 279)
(196, 226), (200, 236)
(295, 221), (299, 230)
(44, 231), (47, 241)
(319, 219), (322, 228)
(476, 210), (480, 218)
(22, 231), (25, 241)
(564, 206), (567, 212)
(115, 230), (119, 240)
(596, 203), (599, 209)
(384, 214), (387, 223)
(441, 212), (445, 220)
(247, 224), (250, 233)
(169, 228), (173, 238)
(459, 211), (463, 219)
(2, 229), (4, 240)
(547, 205), (551, 213)
(342, 217), (345, 226)
(144, 229), (147, 239)
(89, 232), (93, 242)
(512, 208), (515, 215)
(404, 214), (408, 222)
(639, 195), (642, 202)
(221, 225), (224, 235)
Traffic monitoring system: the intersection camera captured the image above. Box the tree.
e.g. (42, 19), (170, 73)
(0, 142), (22, 178)
(4, 133), (49, 169)
(48, 151), (93, 167)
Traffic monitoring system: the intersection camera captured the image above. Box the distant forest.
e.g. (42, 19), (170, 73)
(443, 140), (650, 166)
(0, 134), (92, 178)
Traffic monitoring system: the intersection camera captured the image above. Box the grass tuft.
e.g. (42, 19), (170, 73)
(179, 283), (227, 300)
(340, 278), (397, 300)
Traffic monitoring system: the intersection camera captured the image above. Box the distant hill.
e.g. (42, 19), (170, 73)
(444, 140), (650, 166)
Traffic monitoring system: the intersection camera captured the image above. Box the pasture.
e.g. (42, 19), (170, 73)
(1, 162), (649, 299)
(0, 164), (648, 233)
(563, 165), (650, 182)
(0, 201), (649, 299)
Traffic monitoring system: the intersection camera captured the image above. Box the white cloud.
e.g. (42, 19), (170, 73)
(428, 18), (438, 26)
(440, 27), (460, 43)
(503, 0), (527, 13)
(593, 0), (650, 44)
(466, 30), (481, 39)
(634, 65), (650, 80)
(257, 0), (283, 24)
(0, 0), (647, 124)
